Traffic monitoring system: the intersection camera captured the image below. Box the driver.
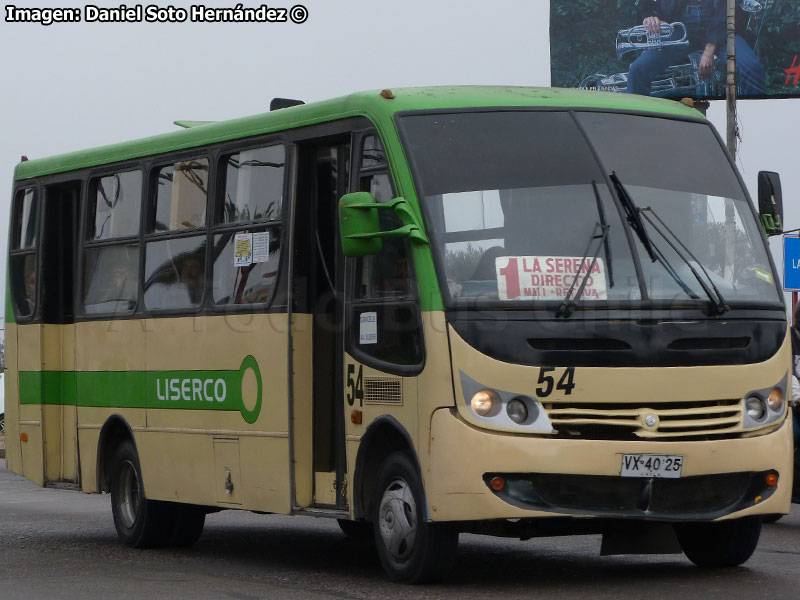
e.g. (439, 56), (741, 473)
(626, 0), (766, 97)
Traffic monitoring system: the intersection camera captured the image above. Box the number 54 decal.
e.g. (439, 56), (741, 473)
(536, 367), (576, 397)
(346, 364), (364, 406)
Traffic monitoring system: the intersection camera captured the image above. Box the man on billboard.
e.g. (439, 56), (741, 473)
(626, 0), (766, 97)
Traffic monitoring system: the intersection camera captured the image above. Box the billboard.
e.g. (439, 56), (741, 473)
(550, 0), (800, 100)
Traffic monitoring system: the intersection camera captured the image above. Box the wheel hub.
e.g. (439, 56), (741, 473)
(116, 459), (140, 529)
(378, 477), (417, 561)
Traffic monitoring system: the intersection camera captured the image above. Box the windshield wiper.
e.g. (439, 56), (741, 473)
(609, 172), (702, 301)
(592, 181), (614, 289)
(610, 172), (657, 262)
(556, 222), (609, 318)
(639, 207), (730, 316)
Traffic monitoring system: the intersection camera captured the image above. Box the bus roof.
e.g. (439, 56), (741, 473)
(13, 86), (702, 181)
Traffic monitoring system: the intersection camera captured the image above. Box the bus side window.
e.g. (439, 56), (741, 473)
(151, 159), (208, 232)
(350, 134), (423, 370)
(83, 171), (142, 316)
(9, 188), (39, 319)
(211, 144), (285, 307)
(144, 157), (209, 312)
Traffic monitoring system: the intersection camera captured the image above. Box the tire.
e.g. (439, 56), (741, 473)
(109, 440), (173, 548)
(168, 505), (206, 547)
(675, 516), (761, 568)
(337, 518), (372, 540)
(372, 452), (458, 583)
(0, 413), (4, 435)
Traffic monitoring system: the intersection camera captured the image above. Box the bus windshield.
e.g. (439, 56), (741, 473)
(399, 110), (780, 308)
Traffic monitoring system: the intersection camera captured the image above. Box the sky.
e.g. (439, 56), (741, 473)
(0, 0), (798, 308)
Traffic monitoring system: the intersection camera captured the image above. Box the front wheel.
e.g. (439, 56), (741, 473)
(372, 452), (458, 583)
(675, 516), (761, 567)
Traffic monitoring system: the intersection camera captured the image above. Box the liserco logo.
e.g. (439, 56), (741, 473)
(149, 356), (263, 424)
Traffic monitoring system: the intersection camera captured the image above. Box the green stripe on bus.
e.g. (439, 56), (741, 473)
(17, 355), (263, 424)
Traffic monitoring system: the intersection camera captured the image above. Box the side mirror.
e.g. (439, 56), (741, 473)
(338, 192), (428, 257)
(758, 171), (783, 236)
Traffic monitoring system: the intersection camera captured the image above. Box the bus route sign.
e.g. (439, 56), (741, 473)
(783, 235), (800, 291)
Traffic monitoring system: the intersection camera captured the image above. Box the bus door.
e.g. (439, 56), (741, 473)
(342, 132), (424, 505)
(292, 137), (350, 509)
(39, 180), (81, 484)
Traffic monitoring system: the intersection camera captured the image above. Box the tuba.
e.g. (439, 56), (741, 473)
(616, 22), (689, 58)
(739, 0), (773, 13)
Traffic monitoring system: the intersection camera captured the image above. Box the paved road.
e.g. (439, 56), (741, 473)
(2, 460), (800, 599)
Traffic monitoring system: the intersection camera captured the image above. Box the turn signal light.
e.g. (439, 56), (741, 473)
(767, 387), (784, 411)
(765, 473), (778, 487)
(20, 432), (28, 443)
(350, 409), (362, 425)
(490, 476), (505, 491)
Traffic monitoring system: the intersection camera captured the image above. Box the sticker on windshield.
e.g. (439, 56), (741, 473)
(496, 256), (607, 301)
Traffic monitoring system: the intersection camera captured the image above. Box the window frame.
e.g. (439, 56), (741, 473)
(79, 166), (144, 318)
(208, 141), (289, 312)
(147, 153), (211, 237)
(9, 184), (41, 322)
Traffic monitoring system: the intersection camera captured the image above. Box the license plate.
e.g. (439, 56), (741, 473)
(621, 454), (683, 478)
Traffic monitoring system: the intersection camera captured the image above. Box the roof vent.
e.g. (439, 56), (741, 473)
(270, 98), (305, 111)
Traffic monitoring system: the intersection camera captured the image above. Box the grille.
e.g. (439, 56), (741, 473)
(364, 377), (403, 406)
(545, 398), (742, 440)
(486, 471), (774, 519)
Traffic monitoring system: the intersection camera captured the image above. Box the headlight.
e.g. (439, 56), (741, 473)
(471, 389), (499, 416)
(506, 398), (528, 424)
(745, 396), (766, 421)
(767, 387), (784, 412)
(459, 371), (554, 433)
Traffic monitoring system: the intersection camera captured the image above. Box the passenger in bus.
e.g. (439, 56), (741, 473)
(23, 259), (36, 314)
(110, 263), (135, 301)
(178, 255), (204, 304)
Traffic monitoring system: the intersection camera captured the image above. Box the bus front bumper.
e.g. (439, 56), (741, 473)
(425, 407), (793, 522)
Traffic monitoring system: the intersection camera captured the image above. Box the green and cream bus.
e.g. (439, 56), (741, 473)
(4, 87), (791, 583)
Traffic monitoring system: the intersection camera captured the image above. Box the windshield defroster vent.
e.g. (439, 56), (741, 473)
(667, 337), (751, 350)
(528, 338), (631, 351)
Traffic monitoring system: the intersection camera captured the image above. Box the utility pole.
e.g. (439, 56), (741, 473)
(723, 0), (737, 282)
(726, 0), (737, 159)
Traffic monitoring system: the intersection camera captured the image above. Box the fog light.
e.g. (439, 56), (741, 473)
(766, 473), (778, 487)
(471, 390), (499, 416)
(767, 387), (784, 411)
(507, 398), (528, 424)
(745, 396), (766, 420)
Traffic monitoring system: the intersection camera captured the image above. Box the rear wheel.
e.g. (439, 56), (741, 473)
(372, 452), (458, 583)
(675, 517), (761, 567)
(110, 440), (173, 548)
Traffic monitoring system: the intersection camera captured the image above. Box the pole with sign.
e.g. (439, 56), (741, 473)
(786, 236), (800, 325)
(783, 235), (800, 289)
